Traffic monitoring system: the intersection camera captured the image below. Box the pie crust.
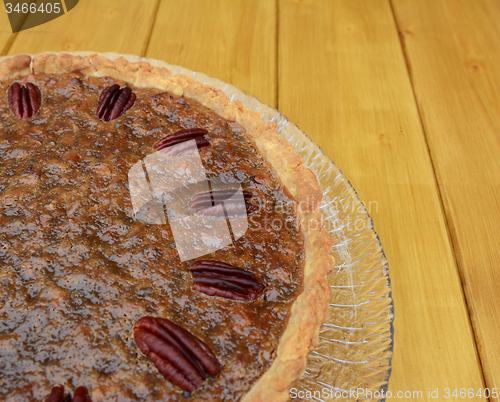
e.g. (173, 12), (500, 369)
(0, 53), (334, 402)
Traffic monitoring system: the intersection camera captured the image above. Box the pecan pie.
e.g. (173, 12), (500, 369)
(0, 54), (334, 402)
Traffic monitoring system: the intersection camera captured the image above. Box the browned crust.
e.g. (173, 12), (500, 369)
(0, 53), (335, 402)
(0, 55), (31, 80)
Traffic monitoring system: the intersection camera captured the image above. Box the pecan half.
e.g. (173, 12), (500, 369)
(189, 189), (258, 218)
(153, 128), (210, 156)
(7, 82), (41, 119)
(189, 260), (265, 301)
(72, 387), (92, 402)
(134, 316), (221, 392)
(45, 385), (92, 402)
(96, 84), (136, 121)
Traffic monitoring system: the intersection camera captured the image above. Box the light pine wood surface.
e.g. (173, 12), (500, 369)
(0, 2), (15, 53)
(279, 0), (486, 399)
(391, 0), (500, 398)
(146, 0), (277, 107)
(6, 0), (159, 56)
(1, 0), (498, 400)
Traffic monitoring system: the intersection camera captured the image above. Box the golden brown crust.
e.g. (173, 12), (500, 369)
(0, 53), (334, 402)
(0, 55), (31, 80)
(31, 53), (184, 95)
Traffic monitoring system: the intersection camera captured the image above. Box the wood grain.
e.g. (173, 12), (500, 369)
(7, 0), (159, 56)
(146, 0), (277, 107)
(279, 0), (486, 397)
(392, 0), (500, 397)
(0, 2), (18, 54)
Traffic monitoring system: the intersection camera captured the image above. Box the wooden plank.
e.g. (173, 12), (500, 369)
(392, 0), (500, 398)
(279, 0), (486, 397)
(7, 0), (159, 56)
(0, 2), (17, 54)
(146, 0), (277, 107)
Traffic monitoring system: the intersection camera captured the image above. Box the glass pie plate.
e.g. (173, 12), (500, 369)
(0, 52), (394, 402)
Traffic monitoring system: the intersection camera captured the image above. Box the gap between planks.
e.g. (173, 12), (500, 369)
(141, 0), (162, 57)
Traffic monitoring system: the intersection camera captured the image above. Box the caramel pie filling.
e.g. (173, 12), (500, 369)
(0, 74), (304, 401)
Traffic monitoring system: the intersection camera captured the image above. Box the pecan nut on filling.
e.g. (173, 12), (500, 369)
(0, 74), (304, 402)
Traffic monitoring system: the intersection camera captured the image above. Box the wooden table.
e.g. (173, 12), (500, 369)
(1, 1), (499, 400)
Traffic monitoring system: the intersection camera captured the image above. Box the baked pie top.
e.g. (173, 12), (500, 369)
(0, 54), (334, 402)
